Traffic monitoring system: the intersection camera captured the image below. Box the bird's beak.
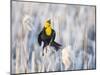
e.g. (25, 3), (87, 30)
(47, 19), (51, 24)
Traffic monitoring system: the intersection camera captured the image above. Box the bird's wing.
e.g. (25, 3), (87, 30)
(51, 29), (56, 42)
(48, 29), (56, 45)
(38, 31), (42, 46)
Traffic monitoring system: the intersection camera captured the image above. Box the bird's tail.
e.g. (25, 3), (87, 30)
(51, 41), (62, 51)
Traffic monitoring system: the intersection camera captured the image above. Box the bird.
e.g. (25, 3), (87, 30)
(38, 19), (61, 55)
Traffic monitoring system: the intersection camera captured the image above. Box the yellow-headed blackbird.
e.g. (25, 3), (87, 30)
(38, 19), (61, 55)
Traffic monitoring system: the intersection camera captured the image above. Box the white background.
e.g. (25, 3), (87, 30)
(0, 0), (99, 75)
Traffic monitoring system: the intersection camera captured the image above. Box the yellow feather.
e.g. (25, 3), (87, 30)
(44, 19), (52, 36)
(45, 27), (52, 36)
(44, 22), (50, 28)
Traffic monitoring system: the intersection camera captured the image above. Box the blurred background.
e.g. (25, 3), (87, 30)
(11, 1), (96, 74)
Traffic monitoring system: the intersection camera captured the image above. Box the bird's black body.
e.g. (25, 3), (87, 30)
(38, 27), (61, 51)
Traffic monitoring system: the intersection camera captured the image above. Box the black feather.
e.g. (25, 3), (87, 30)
(50, 41), (62, 51)
(38, 31), (42, 46)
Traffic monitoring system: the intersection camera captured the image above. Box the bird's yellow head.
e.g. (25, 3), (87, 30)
(44, 19), (52, 36)
(44, 19), (52, 28)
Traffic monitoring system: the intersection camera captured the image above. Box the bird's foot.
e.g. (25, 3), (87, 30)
(46, 47), (47, 53)
(42, 52), (44, 56)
